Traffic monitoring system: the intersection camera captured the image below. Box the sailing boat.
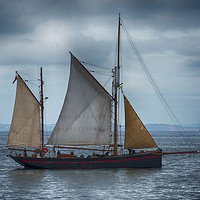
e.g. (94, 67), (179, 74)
(7, 15), (197, 169)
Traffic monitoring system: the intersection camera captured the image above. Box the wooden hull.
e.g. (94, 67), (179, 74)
(8, 151), (162, 169)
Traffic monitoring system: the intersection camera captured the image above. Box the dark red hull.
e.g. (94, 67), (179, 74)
(9, 151), (162, 169)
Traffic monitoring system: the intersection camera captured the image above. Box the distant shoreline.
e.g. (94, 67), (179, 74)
(0, 123), (199, 132)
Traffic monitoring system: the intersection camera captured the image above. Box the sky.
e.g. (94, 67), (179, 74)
(0, 0), (199, 125)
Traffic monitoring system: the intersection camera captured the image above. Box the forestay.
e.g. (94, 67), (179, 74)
(124, 95), (158, 149)
(47, 54), (111, 146)
(7, 75), (41, 148)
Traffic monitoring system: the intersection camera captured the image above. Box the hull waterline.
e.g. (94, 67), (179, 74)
(8, 151), (162, 169)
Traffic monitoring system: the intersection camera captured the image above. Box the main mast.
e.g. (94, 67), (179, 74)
(114, 13), (121, 155)
(40, 67), (44, 156)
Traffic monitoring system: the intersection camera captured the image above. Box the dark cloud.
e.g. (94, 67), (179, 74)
(0, 0), (199, 124)
(0, 0), (199, 67)
(1, 0), (200, 35)
(184, 60), (200, 72)
(0, 2), (30, 34)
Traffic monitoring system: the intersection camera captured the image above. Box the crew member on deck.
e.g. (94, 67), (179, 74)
(128, 149), (135, 155)
(57, 150), (61, 158)
(24, 148), (27, 157)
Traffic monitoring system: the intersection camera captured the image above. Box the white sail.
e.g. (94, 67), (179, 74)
(7, 75), (41, 148)
(47, 54), (111, 146)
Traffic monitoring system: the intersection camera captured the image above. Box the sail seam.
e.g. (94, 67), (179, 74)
(7, 108), (40, 147)
(47, 55), (111, 146)
(54, 90), (108, 145)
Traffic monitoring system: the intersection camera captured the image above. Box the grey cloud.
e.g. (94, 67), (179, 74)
(184, 60), (200, 72)
(0, 0), (199, 124)
(0, 0), (200, 68)
(1, 0), (200, 36)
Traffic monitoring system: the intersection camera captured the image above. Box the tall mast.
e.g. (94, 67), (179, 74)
(40, 67), (44, 156)
(114, 13), (121, 155)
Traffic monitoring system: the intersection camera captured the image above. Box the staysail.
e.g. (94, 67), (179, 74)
(47, 54), (111, 146)
(7, 75), (41, 148)
(124, 95), (158, 149)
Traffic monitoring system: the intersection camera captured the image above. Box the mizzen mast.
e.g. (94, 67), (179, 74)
(113, 13), (121, 155)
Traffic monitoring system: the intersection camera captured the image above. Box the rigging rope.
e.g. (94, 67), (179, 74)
(18, 71), (38, 81)
(17, 71), (39, 87)
(80, 61), (111, 71)
(88, 70), (112, 76)
(54, 74), (113, 145)
(7, 109), (39, 145)
(120, 18), (199, 150)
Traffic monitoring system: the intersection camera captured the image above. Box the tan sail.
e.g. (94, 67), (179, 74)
(47, 54), (111, 146)
(124, 95), (158, 149)
(7, 75), (41, 148)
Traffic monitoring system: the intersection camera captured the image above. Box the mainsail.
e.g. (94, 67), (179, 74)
(47, 54), (111, 146)
(124, 95), (158, 149)
(7, 75), (41, 148)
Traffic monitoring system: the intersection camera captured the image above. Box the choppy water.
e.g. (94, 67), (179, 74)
(0, 131), (200, 200)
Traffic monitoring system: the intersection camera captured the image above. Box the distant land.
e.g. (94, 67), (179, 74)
(0, 123), (200, 132)
(145, 123), (200, 131)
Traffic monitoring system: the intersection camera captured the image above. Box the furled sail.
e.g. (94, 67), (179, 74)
(7, 75), (41, 148)
(124, 95), (158, 149)
(47, 54), (111, 146)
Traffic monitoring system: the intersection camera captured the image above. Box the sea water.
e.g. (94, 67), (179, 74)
(0, 131), (199, 200)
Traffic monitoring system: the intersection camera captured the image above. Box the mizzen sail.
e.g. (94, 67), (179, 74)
(124, 95), (158, 149)
(47, 54), (111, 146)
(7, 75), (41, 148)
